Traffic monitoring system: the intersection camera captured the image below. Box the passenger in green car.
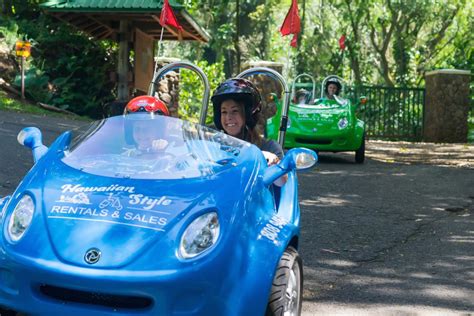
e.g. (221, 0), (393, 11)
(324, 78), (342, 100)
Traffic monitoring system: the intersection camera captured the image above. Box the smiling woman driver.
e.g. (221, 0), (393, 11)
(211, 78), (287, 186)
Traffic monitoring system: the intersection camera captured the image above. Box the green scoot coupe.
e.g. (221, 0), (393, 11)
(266, 74), (366, 163)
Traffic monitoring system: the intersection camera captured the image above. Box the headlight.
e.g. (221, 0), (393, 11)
(179, 212), (220, 259)
(8, 195), (35, 242)
(338, 118), (348, 129)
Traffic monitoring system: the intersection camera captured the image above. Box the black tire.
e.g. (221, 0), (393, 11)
(266, 247), (303, 316)
(0, 307), (17, 316)
(355, 133), (365, 164)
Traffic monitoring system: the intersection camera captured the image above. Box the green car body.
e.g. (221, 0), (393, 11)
(266, 75), (366, 163)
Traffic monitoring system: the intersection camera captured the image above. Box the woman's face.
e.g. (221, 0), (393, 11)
(327, 83), (338, 97)
(220, 100), (245, 137)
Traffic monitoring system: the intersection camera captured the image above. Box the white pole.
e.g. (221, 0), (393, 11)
(153, 27), (165, 76)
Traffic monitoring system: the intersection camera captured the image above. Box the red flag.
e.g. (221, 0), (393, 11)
(339, 35), (346, 50)
(280, 0), (301, 48)
(160, 0), (183, 30)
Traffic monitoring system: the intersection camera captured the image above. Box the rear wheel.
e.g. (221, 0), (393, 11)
(355, 133), (365, 164)
(266, 247), (303, 316)
(0, 307), (17, 316)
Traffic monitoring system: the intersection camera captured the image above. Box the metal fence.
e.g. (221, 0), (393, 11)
(293, 82), (426, 141)
(350, 86), (425, 141)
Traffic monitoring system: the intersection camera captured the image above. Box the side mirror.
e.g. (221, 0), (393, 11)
(263, 148), (317, 186)
(17, 127), (49, 163)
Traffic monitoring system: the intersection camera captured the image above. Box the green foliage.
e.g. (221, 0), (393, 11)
(16, 15), (116, 117)
(13, 65), (52, 103)
(2, 0), (471, 127)
(0, 17), (19, 47)
(0, 13), (116, 118)
(179, 60), (225, 124)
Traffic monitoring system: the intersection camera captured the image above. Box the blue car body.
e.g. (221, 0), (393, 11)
(0, 114), (314, 315)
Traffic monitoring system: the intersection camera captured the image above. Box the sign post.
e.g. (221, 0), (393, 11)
(15, 41), (31, 99)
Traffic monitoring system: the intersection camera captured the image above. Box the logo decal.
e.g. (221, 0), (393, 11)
(99, 193), (123, 211)
(56, 193), (91, 204)
(84, 248), (101, 264)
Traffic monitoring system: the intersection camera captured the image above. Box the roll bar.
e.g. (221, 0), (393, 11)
(149, 61), (211, 125)
(291, 73), (316, 104)
(236, 67), (290, 147)
(320, 74), (345, 98)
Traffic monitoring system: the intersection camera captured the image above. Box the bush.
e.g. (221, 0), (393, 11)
(1, 14), (117, 118)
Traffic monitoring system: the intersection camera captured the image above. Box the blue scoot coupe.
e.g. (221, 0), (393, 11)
(0, 62), (317, 316)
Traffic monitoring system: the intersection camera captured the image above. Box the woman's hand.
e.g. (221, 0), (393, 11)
(262, 151), (288, 187)
(262, 151), (280, 166)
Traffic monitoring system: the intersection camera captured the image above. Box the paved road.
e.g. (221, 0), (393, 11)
(1, 110), (473, 315)
(300, 153), (473, 315)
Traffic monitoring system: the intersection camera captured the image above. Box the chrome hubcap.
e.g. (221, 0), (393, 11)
(284, 262), (300, 316)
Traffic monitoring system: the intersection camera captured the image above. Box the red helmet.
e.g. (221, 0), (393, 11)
(124, 96), (170, 116)
(211, 78), (262, 130)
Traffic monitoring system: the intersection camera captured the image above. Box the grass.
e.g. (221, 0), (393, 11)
(0, 90), (89, 121)
(0, 90), (53, 115)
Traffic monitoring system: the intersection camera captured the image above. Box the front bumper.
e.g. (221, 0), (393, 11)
(0, 242), (273, 316)
(284, 129), (361, 151)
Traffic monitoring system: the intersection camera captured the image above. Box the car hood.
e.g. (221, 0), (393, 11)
(39, 155), (260, 268)
(289, 104), (351, 132)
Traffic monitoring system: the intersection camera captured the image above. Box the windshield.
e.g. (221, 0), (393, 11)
(62, 114), (252, 180)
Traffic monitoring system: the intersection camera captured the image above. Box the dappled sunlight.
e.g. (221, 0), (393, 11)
(302, 232), (474, 310)
(301, 194), (352, 207)
(317, 259), (358, 268)
(430, 261), (460, 268)
(446, 235), (474, 243)
(453, 255), (474, 261)
(348, 276), (404, 287)
(303, 303), (465, 316)
(299, 199), (319, 206)
(391, 172), (407, 176)
(422, 286), (472, 300)
(317, 170), (349, 175)
(413, 214), (429, 217)
(366, 140), (474, 169)
(409, 272), (436, 279)
(300, 141), (473, 313)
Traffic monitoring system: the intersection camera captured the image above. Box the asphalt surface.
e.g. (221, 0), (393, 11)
(0, 110), (473, 315)
(300, 152), (473, 315)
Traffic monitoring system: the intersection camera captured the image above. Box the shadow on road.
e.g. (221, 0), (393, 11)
(299, 154), (474, 313)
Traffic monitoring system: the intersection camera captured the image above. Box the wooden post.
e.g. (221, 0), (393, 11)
(21, 56), (25, 99)
(117, 20), (130, 101)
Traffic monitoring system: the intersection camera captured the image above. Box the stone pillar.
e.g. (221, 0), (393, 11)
(152, 57), (180, 117)
(242, 61), (285, 135)
(424, 69), (471, 143)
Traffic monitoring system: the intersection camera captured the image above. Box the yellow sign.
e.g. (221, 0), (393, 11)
(15, 41), (31, 58)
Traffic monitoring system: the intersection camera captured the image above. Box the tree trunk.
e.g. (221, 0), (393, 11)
(1, 0), (14, 15)
(234, 0), (241, 74)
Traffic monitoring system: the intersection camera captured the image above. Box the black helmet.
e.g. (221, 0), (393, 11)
(325, 78), (342, 95)
(211, 78), (262, 130)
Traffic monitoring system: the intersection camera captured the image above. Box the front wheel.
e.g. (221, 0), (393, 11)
(355, 133), (365, 164)
(266, 247), (303, 316)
